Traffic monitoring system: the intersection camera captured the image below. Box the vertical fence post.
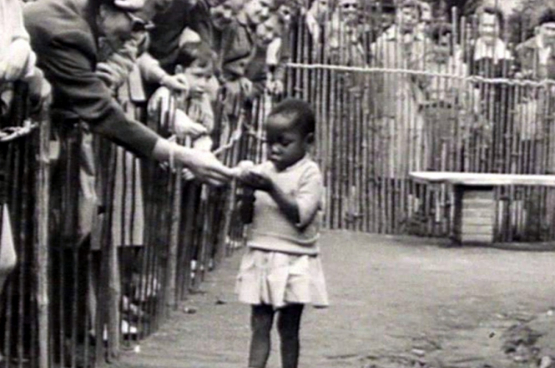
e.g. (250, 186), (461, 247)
(166, 152), (183, 313)
(35, 106), (51, 368)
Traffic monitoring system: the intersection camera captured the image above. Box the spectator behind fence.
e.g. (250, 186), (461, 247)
(24, 0), (233, 184)
(217, 0), (274, 147)
(514, 8), (555, 173)
(148, 42), (218, 153)
(138, 0), (223, 95)
(326, 0), (366, 66)
(246, 14), (285, 100)
(0, 0), (32, 358)
(515, 8), (555, 81)
(0, 2), (51, 354)
(416, 1), (433, 40)
(220, 0), (274, 105)
(304, 0), (330, 48)
(235, 98), (328, 368)
(421, 23), (477, 171)
(466, 6), (513, 78)
(265, 0), (298, 97)
(465, 6), (514, 172)
(369, 0), (430, 178)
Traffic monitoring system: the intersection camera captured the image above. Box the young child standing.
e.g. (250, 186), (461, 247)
(235, 98), (328, 368)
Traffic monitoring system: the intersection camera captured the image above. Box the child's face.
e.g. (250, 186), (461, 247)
(338, 0), (359, 25)
(477, 12), (500, 43)
(255, 16), (280, 46)
(182, 64), (213, 99)
(265, 114), (309, 171)
(430, 33), (451, 63)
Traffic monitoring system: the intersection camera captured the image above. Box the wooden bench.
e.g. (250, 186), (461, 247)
(410, 172), (555, 245)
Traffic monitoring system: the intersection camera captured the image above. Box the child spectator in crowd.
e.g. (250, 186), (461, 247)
(465, 6), (513, 171)
(235, 98), (328, 368)
(466, 6), (513, 78)
(422, 23), (476, 171)
(148, 42), (218, 152)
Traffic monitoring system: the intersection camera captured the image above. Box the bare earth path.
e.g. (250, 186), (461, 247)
(119, 231), (555, 368)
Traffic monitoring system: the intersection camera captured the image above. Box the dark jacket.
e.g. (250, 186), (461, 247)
(24, 0), (159, 157)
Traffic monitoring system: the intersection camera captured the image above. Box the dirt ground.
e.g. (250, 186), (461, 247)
(119, 231), (555, 368)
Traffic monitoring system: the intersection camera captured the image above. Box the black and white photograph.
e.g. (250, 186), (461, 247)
(1, 0), (555, 367)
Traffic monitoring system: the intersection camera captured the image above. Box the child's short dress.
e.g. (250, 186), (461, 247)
(235, 157), (329, 309)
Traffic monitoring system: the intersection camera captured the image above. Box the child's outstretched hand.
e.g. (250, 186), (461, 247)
(233, 161), (272, 191)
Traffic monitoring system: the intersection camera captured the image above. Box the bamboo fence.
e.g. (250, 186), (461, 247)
(4, 2), (555, 368)
(287, 3), (555, 242)
(0, 76), (264, 367)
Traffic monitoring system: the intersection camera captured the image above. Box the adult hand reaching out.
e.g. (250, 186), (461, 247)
(177, 148), (233, 186)
(152, 139), (233, 186)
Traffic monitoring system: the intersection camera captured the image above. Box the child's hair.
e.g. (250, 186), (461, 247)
(479, 6), (504, 31)
(175, 41), (217, 72)
(267, 98), (316, 137)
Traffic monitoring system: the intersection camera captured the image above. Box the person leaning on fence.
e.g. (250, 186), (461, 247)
(235, 98), (328, 368)
(265, 0), (298, 98)
(219, 0), (273, 115)
(138, 0), (220, 97)
(23, 0), (233, 183)
(245, 14), (285, 101)
(0, 0), (51, 349)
